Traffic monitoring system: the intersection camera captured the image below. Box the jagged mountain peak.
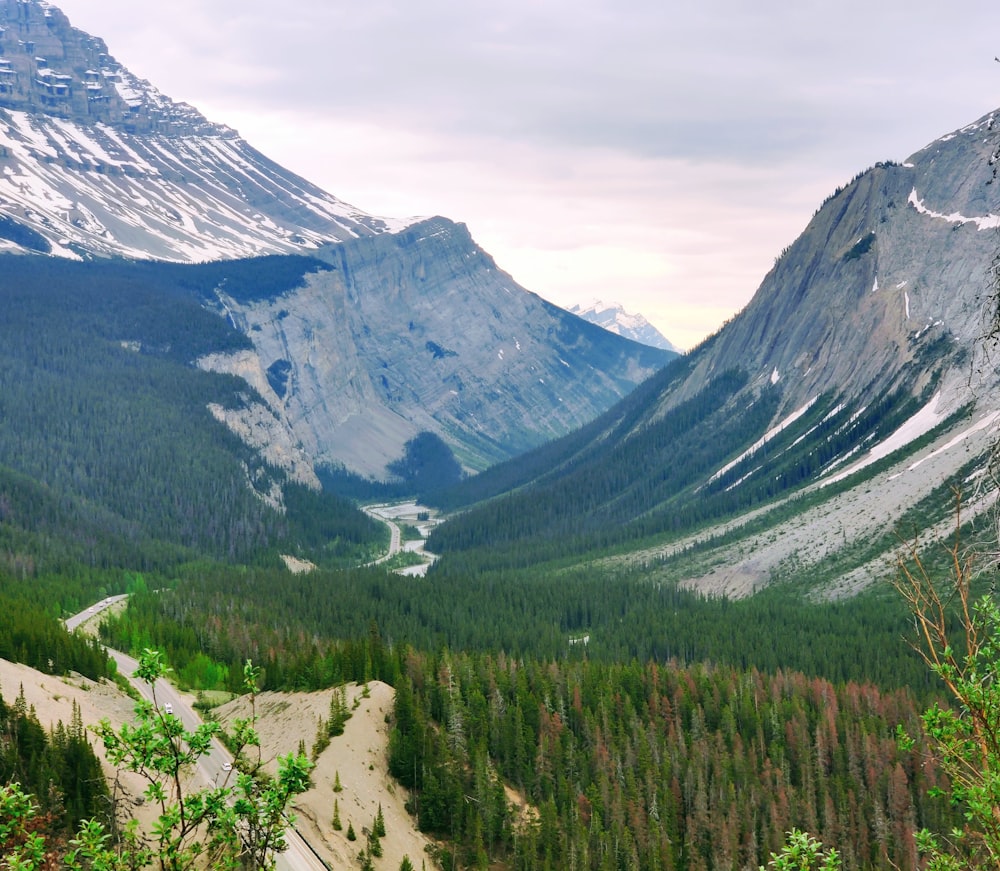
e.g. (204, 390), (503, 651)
(664, 109), (1000, 426)
(569, 299), (680, 352)
(0, 0), (418, 261)
(0, 0), (217, 136)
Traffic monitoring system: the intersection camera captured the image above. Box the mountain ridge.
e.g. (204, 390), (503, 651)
(426, 109), (1000, 597)
(0, 0), (674, 482)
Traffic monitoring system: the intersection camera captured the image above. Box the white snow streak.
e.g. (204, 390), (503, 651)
(823, 391), (947, 486)
(709, 396), (819, 483)
(897, 410), (1000, 476)
(908, 188), (1000, 230)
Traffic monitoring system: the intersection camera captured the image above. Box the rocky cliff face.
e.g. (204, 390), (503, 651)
(199, 219), (671, 477)
(0, 0), (211, 134)
(0, 1), (408, 261)
(659, 111), (1000, 424)
(0, 1), (674, 480)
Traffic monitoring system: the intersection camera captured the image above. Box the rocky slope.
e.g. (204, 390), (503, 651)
(0, 0), (673, 480)
(431, 109), (1000, 597)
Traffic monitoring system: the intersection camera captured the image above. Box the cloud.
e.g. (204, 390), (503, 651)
(50, 0), (1000, 348)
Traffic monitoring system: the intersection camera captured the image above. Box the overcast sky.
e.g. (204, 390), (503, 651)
(52, 0), (1000, 350)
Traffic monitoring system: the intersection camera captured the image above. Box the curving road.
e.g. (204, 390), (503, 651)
(64, 593), (128, 632)
(67, 605), (328, 871)
(364, 503), (403, 565)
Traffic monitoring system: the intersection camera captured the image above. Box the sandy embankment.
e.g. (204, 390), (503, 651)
(216, 680), (436, 869)
(0, 657), (155, 827)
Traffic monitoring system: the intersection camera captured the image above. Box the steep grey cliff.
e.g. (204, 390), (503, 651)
(199, 219), (671, 477)
(0, 1), (673, 481)
(659, 111), (1000, 423)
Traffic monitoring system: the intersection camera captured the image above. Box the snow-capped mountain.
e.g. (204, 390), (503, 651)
(568, 300), (680, 352)
(0, 2), (409, 261)
(0, 0), (673, 480)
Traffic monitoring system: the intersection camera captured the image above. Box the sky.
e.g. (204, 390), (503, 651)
(50, 0), (1000, 350)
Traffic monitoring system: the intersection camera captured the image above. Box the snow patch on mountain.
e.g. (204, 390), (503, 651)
(0, 108), (421, 261)
(908, 188), (1000, 230)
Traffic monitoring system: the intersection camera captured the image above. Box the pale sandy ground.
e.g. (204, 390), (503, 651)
(2, 657), (436, 869)
(0, 657), (156, 829)
(216, 681), (437, 870)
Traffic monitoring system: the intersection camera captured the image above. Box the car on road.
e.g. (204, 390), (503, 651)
(222, 762), (232, 772)
(164, 703), (173, 715)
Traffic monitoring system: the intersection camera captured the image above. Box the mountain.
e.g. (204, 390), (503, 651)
(0, 0), (674, 483)
(428, 109), (1000, 596)
(569, 299), (681, 351)
(197, 225), (673, 478)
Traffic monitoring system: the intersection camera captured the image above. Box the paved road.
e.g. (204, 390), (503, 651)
(68, 605), (328, 870)
(64, 593), (128, 632)
(365, 504), (403, 564)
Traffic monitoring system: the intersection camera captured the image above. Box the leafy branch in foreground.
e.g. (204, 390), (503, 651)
(894, 490), (1000, 869)
(760, 829), (841, 871)
(1, 650), (313, 870)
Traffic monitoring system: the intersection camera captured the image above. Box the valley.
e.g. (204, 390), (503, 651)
(365, 502), (441, 576)
(3, 1), (1000, 869)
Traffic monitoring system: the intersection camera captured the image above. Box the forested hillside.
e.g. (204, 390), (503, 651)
(425, 362), (956, 574)
(0, 254), (383, 573)
(386, 651), (959, 871)
(0, 686), (108, 846)
(92, 558), (946, 694)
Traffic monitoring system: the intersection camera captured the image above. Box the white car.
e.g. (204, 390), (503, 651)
(222, 762), (232, 772)
(164, 703), (173, 715)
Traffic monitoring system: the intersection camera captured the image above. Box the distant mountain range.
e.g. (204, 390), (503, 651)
(3, 0), (1000, 602)
(0, 0), (674, 485)
(569, 300), (680, 351)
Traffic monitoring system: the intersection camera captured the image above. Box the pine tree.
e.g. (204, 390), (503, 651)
(374, 803), (386, 838)
(368, 826), (383, 858)
(332, 798), (342, 831)
(347, 821), (357, 841)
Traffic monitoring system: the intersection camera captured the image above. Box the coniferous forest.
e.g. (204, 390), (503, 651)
(0, 250), (993, 869)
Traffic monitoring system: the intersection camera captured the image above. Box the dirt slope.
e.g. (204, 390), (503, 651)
(216, 680), (436, 870)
